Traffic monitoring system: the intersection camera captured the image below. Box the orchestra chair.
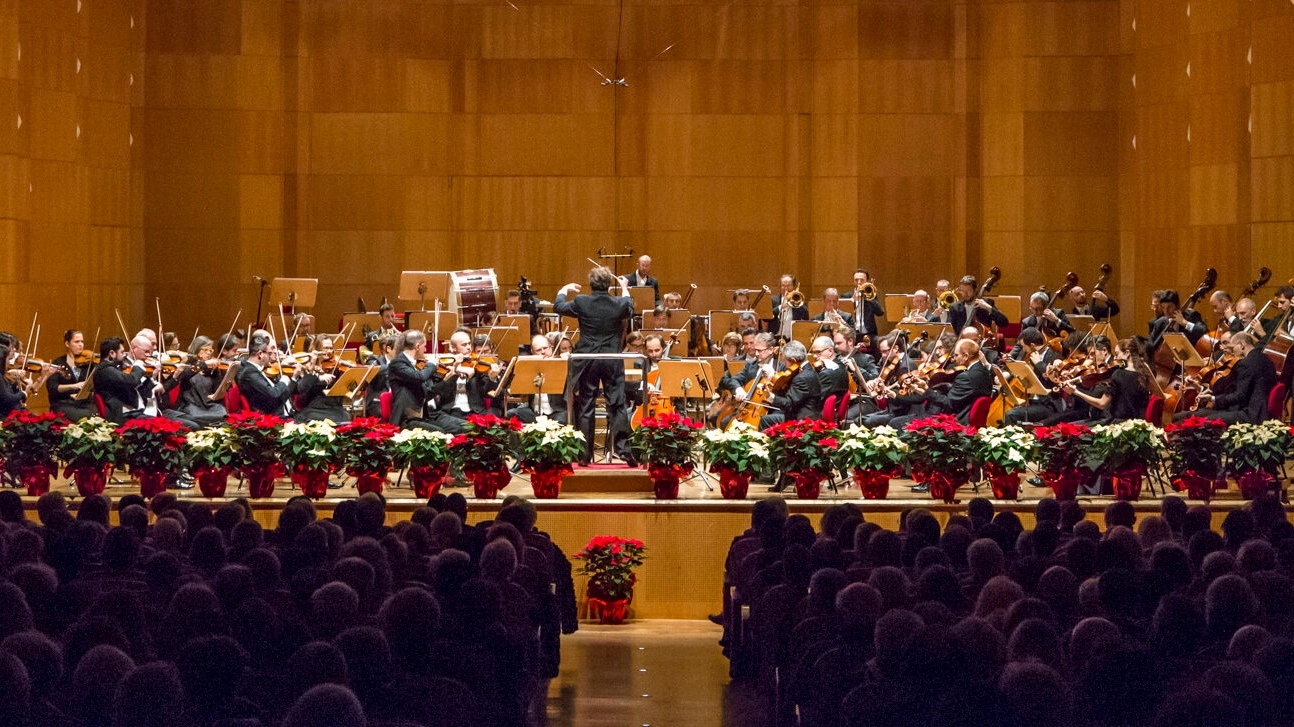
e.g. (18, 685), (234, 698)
(968, 396), (992, 429)
(1268, 382), (1288, 422)
(820, 394), (838, 424)
(837, 394), (850, 424)
(224, 385), (248, 415)
(168, 386), (181, 408)
(1146, 395), (1164, 425)
(94, 394), (107, 419)
(379, 391), (393, 423)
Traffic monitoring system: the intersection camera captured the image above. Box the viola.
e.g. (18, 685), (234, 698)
(768, 361), (801, 395)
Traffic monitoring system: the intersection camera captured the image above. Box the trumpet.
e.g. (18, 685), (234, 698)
(857, 281), (878, 301)
(786, 287), (805, 309)
(937, 290), (958, 310)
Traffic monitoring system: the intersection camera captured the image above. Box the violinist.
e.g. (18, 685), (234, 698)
(234, 333), (296, 416)
(834, 327), (881, 420)
(0, 335), (56, 418)
(292, 334), (351, 423)
(509, 334), (567, 424)
(386, 330), (441, 430)
(810, 336), (849, 401)
(283, 313), (316, 353)
(812, 288), (855, 330)
(1186, 331), (1276, 424)
(129, 333), (164, 416)
(94, 337), (149, 424)
(949, 274), (1008, 334)
(1064, 338), (1151, 423)
(362, 333), (397, 418)
(757, 341), (822, 431)
(1065, 285), (1120, 321)
(551, 332), (574, 359)
(424, 330), (495, 429)
(46, 329), (96, 421)
(959, 327), (1000, 367)
(161, 335), (227, 428)
(862, 334), (952, 427)
(1147, 289), (1207, 352)
(1037, 335), (1109, 425)
(1002, 327), (1064, 425)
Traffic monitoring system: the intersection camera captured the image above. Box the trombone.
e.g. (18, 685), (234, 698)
(856, 281), (878, 301)
(786, 287), (806, 309)
(937, 289), (958, 310)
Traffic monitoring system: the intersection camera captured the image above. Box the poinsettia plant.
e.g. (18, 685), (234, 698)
(117, 417), (189, 474)
(764, 418), (841, 475)
(226, 411), (287, 469)
(1, 410), (68, 474)
(278, 420), (341, 472)
(631, 411), (703, 467)
(576, 535), (646, 601)
(57, 417), (123, 474)
(834, 423), (908, 474)
(1223, 420), (1291, 477)
(391, 428), (455, 469)
(700, 421), (770, 475)
(449, 413), (522, 473)
(1084, 419), (1165, 475)
(517, 416), (585, 469)
(1033, 421), (1094, 472)
(185, 426), (238, 472)
(970, 425), (1033, 473)
(337, 417), (402, 474)
(903, 415), (975, 477)
(1165, 416), (1226, 480)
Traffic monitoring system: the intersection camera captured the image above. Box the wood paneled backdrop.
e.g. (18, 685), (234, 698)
(3, 0), (1294, 363)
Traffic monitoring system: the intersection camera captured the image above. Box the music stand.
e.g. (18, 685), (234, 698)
(884, 294), (912, 323)
(211, 361), (242, 401)
(487, 314), (531, 357)
(341, 312), (384, 337)
(656, 359), (716, 491)
(511, 357), (571, 423)
(1162, 333), (1207, 369)
(896, 322), (954, 341)
(1090, 322), (1117, 340)
(398, 271), (452, 311)
(74, 367), (97, 401)
(709, 311), (741, 338)
(325, 366), (378, 399)
(1067, 315), (1097, 333)
(406, 311), (459, 343)
(991, 295), (1022, 324)
(1004, 360), (1053, 397)
(269, 278), (318, 310)
(629, 287), (656, 313)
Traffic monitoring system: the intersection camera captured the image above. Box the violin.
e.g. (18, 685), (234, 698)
(767, 361), (801, 395)
(72, 352), (100, 367)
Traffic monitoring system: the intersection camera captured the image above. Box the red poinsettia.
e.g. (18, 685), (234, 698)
(903, 415), (975, 477)
(337, 417), (402, 474)
(117, 417), (189, 474)
(0, 409), (68, 474)
(1033, 421), (1094, 472)
(764, 418), (841, 475)
(227, 411), (287, 468)
(1165, 416), (1226, 480)
(576, 535), (646, 601)
(631, 412), (702, 466)
(449, 414), (521, 473)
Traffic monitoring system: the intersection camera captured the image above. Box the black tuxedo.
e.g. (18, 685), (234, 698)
(46, 355), (95, 420)
(386, 354), (436, 426)
(926, 360), (993, 423)
(628, 272), (660, 306)
(95, 362), (147, 424)
(841, 296), (885, 337)
(235, 362), (294, 416)
(950, 300), (1008, 334)
(1068, 297), (1120, 321)
(816, 361), (850, 400)
(760, 365), (822, 427)
(720, 359), (761, 393)
(770, 295), (809, 338)
(1208, 347), (1277, 424)
(554, 288), (637, 462)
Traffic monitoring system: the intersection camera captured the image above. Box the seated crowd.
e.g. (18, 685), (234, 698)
(0, 489), (577, 727)
(722, 494), (1294, 727)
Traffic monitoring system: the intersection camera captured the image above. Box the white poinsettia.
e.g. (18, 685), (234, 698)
(833, 423), (909, 472)
(518, 417), (586, 468)
(970, 425), (1035, 472)
(391, 427), (455, 468)
(1223, 419), (1292, 475)
(700, 421), (771, 474)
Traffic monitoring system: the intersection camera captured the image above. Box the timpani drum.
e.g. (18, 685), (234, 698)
(451, 269), (499, 328)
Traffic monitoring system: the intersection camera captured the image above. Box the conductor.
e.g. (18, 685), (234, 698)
(555, 266), (636, 465)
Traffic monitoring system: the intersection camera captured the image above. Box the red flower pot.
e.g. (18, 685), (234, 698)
(1172, 469), (1216, 502)
(1237, 471), (1279, 500)
(291, 467), (332, 499)
(927, 472), (967, 503)
(195, 467), (232, 498)
(136, 470), (167, 499)
(852, 468), (892, 500)
(465, 467), (511, 499)
(647, 463), (692, 499)
(352, 469), (389, 496)
(409, 463), (450, 499)
(983, 463), (1021, 501)
(1042, 468), (1085, 501)
(792, 470), (827, 500)
(589, 597), (630, 624)
(1111, 468), (1145, 501)
(527, 465), (571, 499)
(20, 465), (52, 497)
(71, 464), (112, 497)
(242, 463), (284, 499)
(712, 466), (752, 500)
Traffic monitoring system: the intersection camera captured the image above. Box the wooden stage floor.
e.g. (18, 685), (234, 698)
(19, 465), (1283, 619)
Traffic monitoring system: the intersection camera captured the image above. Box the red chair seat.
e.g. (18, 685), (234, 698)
(820, 394), (838, 423)
(968, 396), (992, 428)
(1269, 382), (1288, 421)
(1146, 395), (1165, 424)
(380, 391), (393, 423)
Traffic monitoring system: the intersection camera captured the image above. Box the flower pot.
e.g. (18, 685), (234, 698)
(792, 470), (827, 500)
(1172, 470), (1216, 502)
(712, 466), (752, 500)
(242, 464), (284, 499)
(465, 467), (511, 499)
(195, 467), (232, 498)
(927, 472), (968, 504)
(1042, 468), (1086, 501)
(647, 463), (692, 499)
(409, 463), (450, 499)
(291, 467), (332, 499)
(136, 470), (167, 499)
(71, 464), (112, 497)
(351, 469), (389, 496)
(527, 465), (571, 499)
(589, 596), (631, 625)
(1237, 471), (1279, 500)
(851, 468), (892, 500)
(20, 465), (52, 497)
(1111, 468), (1145, 501)
(983, 463), (1020, 501)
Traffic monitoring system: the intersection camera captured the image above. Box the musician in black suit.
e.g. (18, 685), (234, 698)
(628, 254), (661, 307)
(1191, 332), (1277, 424)
(554, 266), (636, 464)
(810, 336), (850, 402)
(292, 335), (351, 424)
(812, 288), (855, 330)
(841, 270), (885, 338)
(1147, 289), (1207, 352)
(425, 332), (501, 430)
(94, 337), (148, 424)
(386, 330), (442, 429)
(949, 274), (1008, 335)
(1066, 285), (1120, 321)
(889, 339), (994, 430)
(758, 341), (822, 429)
(47, 329), (95, 421)
(719, 332), (778, 395)
(510, 334), (568, 424)
(771, 274), (809, 341)
(234, 336), (295, 416)
(1002, 327), (1063, 425)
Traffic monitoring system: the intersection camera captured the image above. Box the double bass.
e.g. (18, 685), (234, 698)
(977, 266), (1003, 350)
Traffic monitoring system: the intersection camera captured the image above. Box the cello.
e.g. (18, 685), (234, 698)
(1158, 268), (1216, 421)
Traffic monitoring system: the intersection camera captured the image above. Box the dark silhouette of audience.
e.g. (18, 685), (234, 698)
(722, 494), (1294, 727)
(0, 489), (576, 727)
